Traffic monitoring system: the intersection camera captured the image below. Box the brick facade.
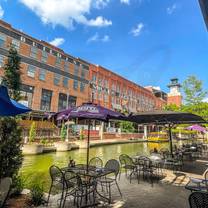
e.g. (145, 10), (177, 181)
(0, 20), (180, 114)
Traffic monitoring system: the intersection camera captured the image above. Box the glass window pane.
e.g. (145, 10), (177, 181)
(63, 77), (68, 88)
(30, 46), (38, 59)
(0, 33), (6, 48)
(73, 80), (78, 90)
(11, 39), (20, 51)
(39, 68), (46, 81)
(0, 55), (4, 67)
(80, 82), (85, 92)
(54, 73), (61, 86)
(27, 65), (36, 77)
(41, 51), (48, 63)
(40, 89), (52, 111)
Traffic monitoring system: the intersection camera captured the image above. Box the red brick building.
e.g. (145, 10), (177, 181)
(0, 20), (181, 115)
(0, 20), (90, 113)
(89, 64), (168, 113)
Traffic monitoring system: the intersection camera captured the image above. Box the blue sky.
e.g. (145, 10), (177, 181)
(0, 0), (208, 93)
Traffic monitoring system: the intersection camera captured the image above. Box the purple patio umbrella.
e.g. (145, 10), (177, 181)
(186, 124), (207, 133)
(56, 102), (126, 171)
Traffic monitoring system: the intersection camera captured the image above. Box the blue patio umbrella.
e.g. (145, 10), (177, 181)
(0, 85), (31, 116)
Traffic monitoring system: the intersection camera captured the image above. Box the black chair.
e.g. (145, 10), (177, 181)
(89, 157), (103, 168)
(98, 159), (122, 203)
(47, 165), (65, 207)
(189, 192), (208, 208)
(62, 171), (96, 208)
(137, 156), (155, 185)
(186, 169), (208, 192)
(119, 154), (139, 183)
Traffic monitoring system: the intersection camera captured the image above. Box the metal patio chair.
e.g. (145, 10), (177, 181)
(189, 191), (208, 208)
(119, 154), (140, 183)
(89, 157), (103, 168)
(47, 165), (66, 207)
(186, 169), (208, 192)
(98, 159), (122, 203)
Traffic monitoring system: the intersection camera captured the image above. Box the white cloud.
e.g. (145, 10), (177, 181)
(167, 3), (177, 15)
(93, 0), (110, 9)
(19, 0), (112, 29)
(130, 22), (144, 37)
(0, 5), (4, 18)
(87, 33), (110, 43)
(120, 0), (130, 4)
(49, 38), (65, 47)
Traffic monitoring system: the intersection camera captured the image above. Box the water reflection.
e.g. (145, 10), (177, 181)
(21, 142), (169, 189)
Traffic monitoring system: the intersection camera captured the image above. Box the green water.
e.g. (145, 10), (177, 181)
(21, 142), (169, 189)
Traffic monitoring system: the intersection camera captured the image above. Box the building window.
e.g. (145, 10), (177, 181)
(39, 69), (46, 81)
(81, 66), (86, 78)
(68, 95), (76, 107)
(63, 77), (69, 88)
(19, 84), (34, 108)
(11, 39), (20, 51)
(54, 73), (61, 86)
(40, 89), (52, 111)
(58, 93), (67, 111)
(92, 74), (97, 82)
(74, 64), (79, 76)
(0, 33), (6, 48)
(80, 82), (85, 92)
(41, 51), (48, 63)
(73, 80), (79, 90)
(64, 62), (69, 72)
(0, 55), (4, 67)
(30, 46), (38, 59)
(27, 65), (36, 78)
(56, 56), (62, 67)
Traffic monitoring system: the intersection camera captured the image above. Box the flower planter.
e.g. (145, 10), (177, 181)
(54, 142), (72, 152)
(23, 144), (43, 155)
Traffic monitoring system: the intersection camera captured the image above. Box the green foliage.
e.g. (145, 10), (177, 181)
(182, 75), (207, 105)
(0, 117), (23, 178)
(60, 123), (67, 141)
(11, 174), (25, 196)
(79, 127), (85, 140)
(30, 182), (44, 206)
(2, 46), (21, 101)
(119, 121), (135, 133)
(29, 122), (36, 143)
(163, 104), (180, 111)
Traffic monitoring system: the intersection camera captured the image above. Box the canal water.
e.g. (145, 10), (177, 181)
(21, 142), (169, 189)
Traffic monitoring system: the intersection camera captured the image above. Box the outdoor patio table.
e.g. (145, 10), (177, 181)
(61, 164), (114, 207)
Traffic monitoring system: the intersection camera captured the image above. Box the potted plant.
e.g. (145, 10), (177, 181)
(54, 123), (71, 151)
(23, 122), (43, 154)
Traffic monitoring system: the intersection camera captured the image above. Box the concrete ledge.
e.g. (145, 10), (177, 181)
(75, 139), (148, 149)
(22, 144), (43, 155)
(54, 142), (72, 152)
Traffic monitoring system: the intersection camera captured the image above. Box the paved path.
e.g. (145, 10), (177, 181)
(44, 172), (190, 208)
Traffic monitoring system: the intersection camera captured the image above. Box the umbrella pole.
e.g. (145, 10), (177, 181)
(168, 124), (173, 157)
(86, 119), (91, 173)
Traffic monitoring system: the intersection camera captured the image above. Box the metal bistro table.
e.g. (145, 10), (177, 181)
(62, 164), (114, 207)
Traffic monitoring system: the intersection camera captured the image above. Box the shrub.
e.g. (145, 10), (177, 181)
(11, 174), (25, 196)
(0, 117), (23, 178)
(29, 122), (36, 143)
(30, 182), (44, 206)
(60, 123), (67, 141)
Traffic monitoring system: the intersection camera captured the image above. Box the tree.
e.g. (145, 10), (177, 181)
(182, 75), (207, 105)
(60, 123), (67, 141)
(2, 46), (21, 101)
(0, 46), (23, 182)
(119, 121), (135, 133)
(29, 122), (36, 143)
(163, 104), (180, 111)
